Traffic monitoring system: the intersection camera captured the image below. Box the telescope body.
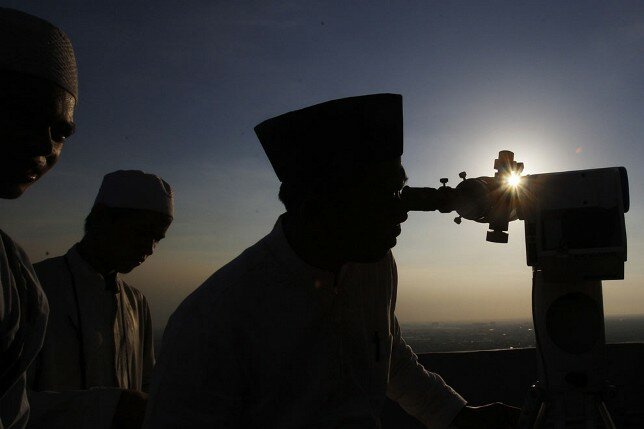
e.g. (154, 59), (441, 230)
(520, 167), (628, 281)
(401, 164), (629, 265)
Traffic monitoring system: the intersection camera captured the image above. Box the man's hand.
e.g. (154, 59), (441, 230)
(450, 403), (521, 429)
(112, 389), (148, 429)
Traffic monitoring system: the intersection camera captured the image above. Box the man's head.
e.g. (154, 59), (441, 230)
(256, 94), (408, 263)
(281, 159), (408, 263)
(83, 170), (174, 274)
(0, 8), (78, 199)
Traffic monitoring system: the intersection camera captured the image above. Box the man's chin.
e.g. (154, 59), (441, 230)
(0, 183), (29, 199)
(117, 264), (138, 274)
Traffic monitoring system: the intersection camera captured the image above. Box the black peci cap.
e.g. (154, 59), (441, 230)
(254, 93), (403, 183)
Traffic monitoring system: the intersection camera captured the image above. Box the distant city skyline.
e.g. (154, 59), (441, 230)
(1, 1), (642, 329)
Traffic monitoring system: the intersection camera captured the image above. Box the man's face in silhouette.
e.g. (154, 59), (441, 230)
(91, 207), (172, 274)
(0, 73), (76, 199)
(328, 159), (408, 263)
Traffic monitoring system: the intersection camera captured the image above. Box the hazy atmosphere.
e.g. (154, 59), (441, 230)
(1, 1), (642, 330)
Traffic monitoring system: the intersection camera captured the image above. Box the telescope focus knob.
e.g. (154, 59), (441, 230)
(440, 178), (449, 187)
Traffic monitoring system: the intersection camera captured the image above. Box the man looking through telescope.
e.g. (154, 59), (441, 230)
(144, 94), (519, 428)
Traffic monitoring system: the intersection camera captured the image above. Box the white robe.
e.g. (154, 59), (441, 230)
(27, 245), (155, 429)
(144, 218), (466, 428)
(0, 230), (48, 429)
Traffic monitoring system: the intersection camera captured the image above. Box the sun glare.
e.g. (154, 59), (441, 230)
(506, 172), (522, 188)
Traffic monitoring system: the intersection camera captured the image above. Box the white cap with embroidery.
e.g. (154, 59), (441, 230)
(0, 7), (78, 99)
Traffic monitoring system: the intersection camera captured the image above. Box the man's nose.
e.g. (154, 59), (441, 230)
(143, 240), (158, 256)
(26, 126), (55, 158)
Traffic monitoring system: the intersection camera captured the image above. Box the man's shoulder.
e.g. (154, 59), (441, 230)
(0, 228), (17, 251)
(33, 254), (66, 271)
(0, 228), (17, 254)
(174, 237), (276, 317)
(209, 238), (273, 285)
(32, 254), (67, 284)
(30, 255), (72, 308)
(0, 229), (35, 270)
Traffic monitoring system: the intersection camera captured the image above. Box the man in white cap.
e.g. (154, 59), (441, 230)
(145, 94), (519, 428)
(0, 7), (77, 429)
(28, 170), (173, 429)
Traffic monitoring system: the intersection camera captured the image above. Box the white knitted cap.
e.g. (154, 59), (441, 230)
(0, 8), (78, 99)
(95, 170), (174, 217)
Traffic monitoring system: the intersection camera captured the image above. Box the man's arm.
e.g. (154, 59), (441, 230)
(26, 308), (147, 429)
(385, 254), (467, 429)
(27, 388), (123, 429)
(385, 255), (520, 429)
(449, 403), (521, 429)
(386, 317), (467, 429)
(143, 302), (245, 428)
(28, 385), (151, 429)
(26, 352), (125, 429)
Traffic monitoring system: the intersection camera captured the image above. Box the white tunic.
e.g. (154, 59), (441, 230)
(144, 218), (466, 428)
(27, 245), (155, 429)
(0, 230), (49, 429)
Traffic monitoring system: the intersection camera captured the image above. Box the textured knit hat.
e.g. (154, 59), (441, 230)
(94, 170), (174, 217)
(254, 94), (403, 183)
(0, 7), (78, 99)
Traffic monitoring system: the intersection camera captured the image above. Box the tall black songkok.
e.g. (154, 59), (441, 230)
(0, 7), (78, 100)
(255, 94), (403, 184)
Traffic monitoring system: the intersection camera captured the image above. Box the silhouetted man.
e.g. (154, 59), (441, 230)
(144, 94), (518, 428)
(28, 170), (173, 429)
(0, 7), (77, 429)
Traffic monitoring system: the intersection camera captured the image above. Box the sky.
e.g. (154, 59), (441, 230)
(1, 1), (642, 330)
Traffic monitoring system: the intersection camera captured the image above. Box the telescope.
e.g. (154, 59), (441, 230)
(401, 150), (629, 280)
(402, 151), (629, 428)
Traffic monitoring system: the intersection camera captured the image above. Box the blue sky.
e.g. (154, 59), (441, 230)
(1, 1), (642, 329)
